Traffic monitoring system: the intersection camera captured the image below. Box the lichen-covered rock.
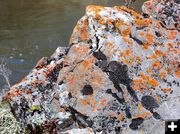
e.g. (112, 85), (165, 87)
(4, 1), (180, 134)
(142, 0), (180, 30)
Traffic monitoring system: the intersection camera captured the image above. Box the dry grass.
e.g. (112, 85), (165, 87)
(0, 60), (11, 95)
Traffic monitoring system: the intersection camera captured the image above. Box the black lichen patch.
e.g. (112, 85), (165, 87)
(95, 60), (108, 71)
(47, 63), (63, 83)
(68, 92), (73, 99)
(126, 85), (139, 102)
(141, 95), (159, 111)
(115, 126), (122, 134)
(142, 13), (149, 18)
(38, 84), (45, 92)
(107, 61), (138, 101)
(129, 117), (144, 130)
(155, 31), (161, 37)
(106, 89), (125, 104)
(68, 106), (93, 128)
(93, 50), (107, 61)
(107, 61), (131, 85)
(129, 34), (143, 45)
(92, 115), (122, 133)
(81, 85), (93, 95)
(152, 112), (161, 120)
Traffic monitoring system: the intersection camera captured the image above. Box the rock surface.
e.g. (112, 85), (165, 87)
(142, 0), (180, 30)
(3, 0), (180, 133)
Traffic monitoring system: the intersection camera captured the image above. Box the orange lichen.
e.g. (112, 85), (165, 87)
(139, 31), (145, 37)
(147, 68), (154, 76)
(142, 44), (149, 49)
(133, 78), (147, 92)
(121, 27), (131, 36)
(133, 79), (143, 83)
(146, 32), (154, 43)
(59, 107), (66, 113)
(80, 99), (88, 106)
(135, 18), (152, 26)
(151, 61), (162, 69)
(148, 79), (159, 87)
(125, 49), (130, 56)
(89, 96), (98, 111)
(100, 98), (107, 106)
(155, 50), (165, 57)
(137, 103), (143, 112)
(147, 54), (157, 59)
(175, 71), (180, 78)
(159, 70), (167, 79)
(134, 111), (152, 119)
(82, 59), (91, 71)
(73, 45), (89, 56)
(166, 42), (175, 48)
(107, 19), (115, 25)
(97, 107), (102, 111)
(80, 29), (88, 41)
(161, 88), (171, 93)
(5, 89), (22, 100)
(115, 20), (128, 27)
(25, 90), (31, 94)
(95, 14), (101, 19)
(136, 56), (141, 61)
(122, 36), (133, 46)
(109, 111), (117, 117)
(167, 30), (178, 40)
(117, 114), (125, 121)
(155, 94), (161, 103)
(140, 73), (148, 80)
(69, 76), (75, 85)
(99, 19), (106, 25)
(80, 19), (89, 41)
(123, 59), (129, 65)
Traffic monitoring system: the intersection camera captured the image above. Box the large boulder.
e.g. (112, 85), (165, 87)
(4, 1), (180, 134)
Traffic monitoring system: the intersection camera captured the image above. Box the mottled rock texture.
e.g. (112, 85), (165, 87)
(4, 0), (180, 134)
(142, 0), (180, 30)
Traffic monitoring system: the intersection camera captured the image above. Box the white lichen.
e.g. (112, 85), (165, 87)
(0, 103), (25, 134)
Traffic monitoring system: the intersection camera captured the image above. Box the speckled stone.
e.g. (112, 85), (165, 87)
(142, 0), (180, 30)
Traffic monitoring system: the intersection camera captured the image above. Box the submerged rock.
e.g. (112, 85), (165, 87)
(3, 1), (180, 134)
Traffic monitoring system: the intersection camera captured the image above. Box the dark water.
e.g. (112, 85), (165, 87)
(0, 0), (145, 86)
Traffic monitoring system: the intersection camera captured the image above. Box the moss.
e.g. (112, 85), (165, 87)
(27, 105), (42, 112)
